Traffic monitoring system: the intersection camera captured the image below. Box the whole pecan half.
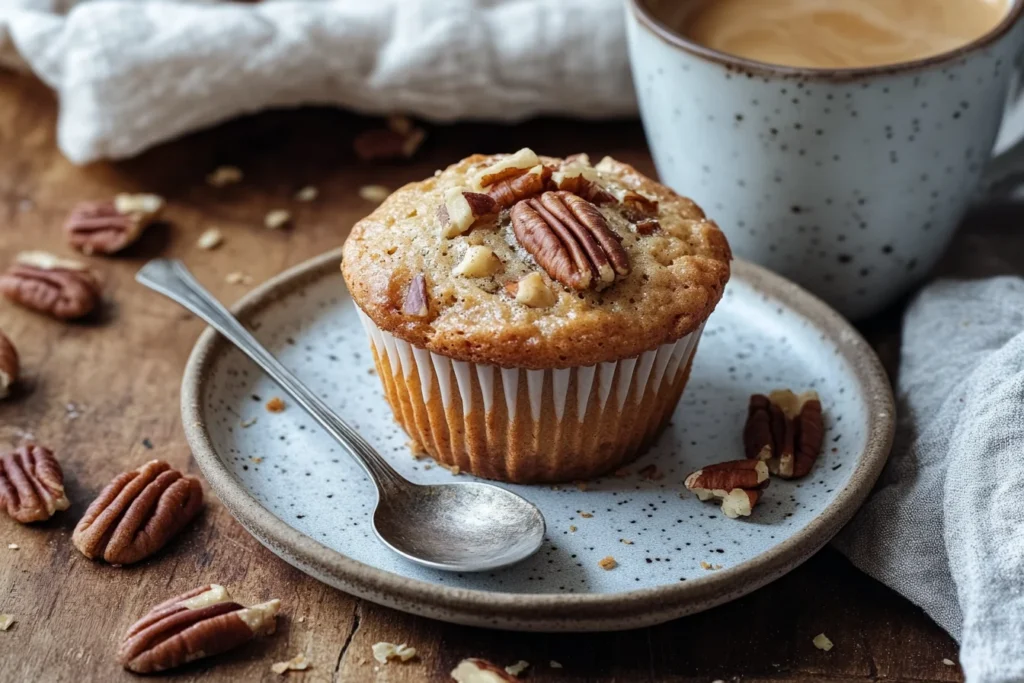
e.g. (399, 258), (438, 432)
(743, 390), (824, 479)
(0, 330), (18, 398)
(0, 251), (101, 320)
(0, 444), (70, 523)
(510, 191), (630, 291)
(72, 460), (203, 565)
(64, 193), (163, 256)
(684, 459), (770, 518)
(118, 584), (280, 673)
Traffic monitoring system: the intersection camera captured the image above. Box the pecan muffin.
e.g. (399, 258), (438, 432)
(342, 150), (731, 483)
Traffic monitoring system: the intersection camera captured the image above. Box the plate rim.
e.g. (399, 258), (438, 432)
(181, 249), (895, 628)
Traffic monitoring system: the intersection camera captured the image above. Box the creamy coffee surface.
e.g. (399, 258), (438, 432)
(672, 0), (1011, 69)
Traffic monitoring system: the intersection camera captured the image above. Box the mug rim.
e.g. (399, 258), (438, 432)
(629, 0), (1024, 80)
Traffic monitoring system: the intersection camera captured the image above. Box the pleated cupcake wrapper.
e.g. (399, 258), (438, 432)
(356, 307), (703, 431)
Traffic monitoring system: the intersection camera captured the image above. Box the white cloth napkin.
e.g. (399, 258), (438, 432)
(834, 268), (1024, 682)
(0, 0), (633, 164)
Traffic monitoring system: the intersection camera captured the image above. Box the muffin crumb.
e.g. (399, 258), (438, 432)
(812, 633), (834, 651)
(196, 228), (223, 250)
(295, 186), (318, 202)
(265, 210), (291, 230)
(597, 556), (617, 570)
(207, 166), (242, 187)
(359, 185), (391, 204)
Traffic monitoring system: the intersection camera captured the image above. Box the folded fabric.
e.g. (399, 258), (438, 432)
(0, 0), (633, 164)
(835, 274), (1024, 683)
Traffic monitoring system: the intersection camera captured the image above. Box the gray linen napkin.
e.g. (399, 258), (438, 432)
(834, 264), (1024, 681)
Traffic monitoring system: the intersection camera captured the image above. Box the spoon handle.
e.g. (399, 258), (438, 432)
(136, 258), (407, 493)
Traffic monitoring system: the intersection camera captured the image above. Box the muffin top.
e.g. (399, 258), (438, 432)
(342, 150), (731, 369)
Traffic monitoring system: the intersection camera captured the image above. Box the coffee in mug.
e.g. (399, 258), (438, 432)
(671, 0), (1011, 69)
(627, 0), (1024, 319)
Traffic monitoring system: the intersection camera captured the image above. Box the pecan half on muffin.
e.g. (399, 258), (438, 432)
(342, 150), (731, 483)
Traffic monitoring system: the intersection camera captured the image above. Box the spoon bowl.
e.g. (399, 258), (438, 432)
(373, 482), (546, 572)
(137, 258), (546, 573)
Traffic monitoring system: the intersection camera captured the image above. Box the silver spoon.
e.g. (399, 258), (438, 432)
(137, 259), (545, 572)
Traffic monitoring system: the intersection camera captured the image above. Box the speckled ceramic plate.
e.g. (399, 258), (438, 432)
(181, 249), (894, 631)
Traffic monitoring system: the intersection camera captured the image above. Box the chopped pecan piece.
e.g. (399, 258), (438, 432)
(684, 459), (769, 518)
(402, 274), (429, 318)
(0, 444), (70, 523)
(117, 584), (280, 673)
(505, 272), (557, 308)
(0, 330), (18, 398)
(635, 218), (661, 235)
(454, 246), (502, 278)
(552, 158), (616, 205)
(372, 641), (417, 664)
(64, 194), (163, 255)
(451, 658), (519, 683)
(552, 173), (616, 205)
(72, 460), (203, 565)
(472, 148), (541, 189)
(207, 166), (243, 187)
(0, 251), (101, 320)
(743, 390), (824, 478)
(621, 190), (659, 220)
(485, 165), (553, 208)
(439, 189), (499, 237)
(510, 191), (629, 291)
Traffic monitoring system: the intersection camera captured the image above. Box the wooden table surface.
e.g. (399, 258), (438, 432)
(0, 71), (963, 682)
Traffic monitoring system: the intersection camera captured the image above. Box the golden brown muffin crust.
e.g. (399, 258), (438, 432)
(342, 153), (731, 368)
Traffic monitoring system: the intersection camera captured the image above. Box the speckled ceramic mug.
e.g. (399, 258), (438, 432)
(627, 0), (1024, 319)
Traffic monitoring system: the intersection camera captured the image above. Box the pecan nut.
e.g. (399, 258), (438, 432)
(401, 274), (430, 318)
(64, 193), (163, 255)
(504, 272), (557, 308)
(0, 444), (70, 523)
(438, 190), (499, 237)
(451, 658), (519, 683)
(0, 330), (18, 398)
(743, 390), (824, 479)
(552, 157), (616, 205)
(0, 251), (101, 320)
(72, 459), (203, 565)
(118, 584), (280, 673)
(684, 459), (769, 518)
(353, 115), (426, 161)
(472, 148), (542, 188)
(510, 191), (630, 291)
(485, 164), (552, 208)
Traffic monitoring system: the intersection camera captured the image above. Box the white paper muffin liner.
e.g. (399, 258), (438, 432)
(356, 307), (705, 482)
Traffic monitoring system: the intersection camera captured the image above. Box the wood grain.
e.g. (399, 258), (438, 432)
(0, 70), (961, 682)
